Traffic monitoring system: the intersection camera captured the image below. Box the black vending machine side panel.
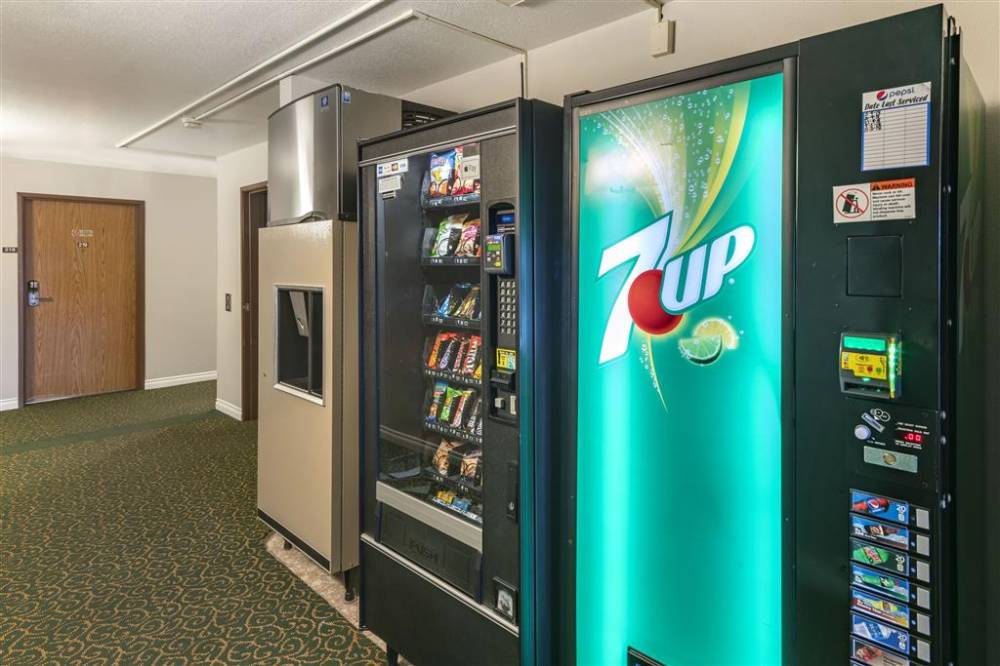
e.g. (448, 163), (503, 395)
(795, 6), (957, 665)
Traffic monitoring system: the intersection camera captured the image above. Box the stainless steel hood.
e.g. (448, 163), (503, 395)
(267, 84), (403, 226)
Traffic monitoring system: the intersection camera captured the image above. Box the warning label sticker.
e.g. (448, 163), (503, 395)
(833, 178), (915, 224)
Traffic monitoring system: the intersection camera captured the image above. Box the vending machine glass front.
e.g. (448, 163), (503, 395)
(573, 68), (786, 665)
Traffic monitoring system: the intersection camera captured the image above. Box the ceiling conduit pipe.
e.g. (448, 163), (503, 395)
(115, 0), (386, 148)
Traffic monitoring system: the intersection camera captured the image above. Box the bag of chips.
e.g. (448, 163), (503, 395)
(430, 213), (468, 257)
(432, 439), (459, 475)
(454, 219), (481, 257)
(428, 149), (456, 197)
(459, 449), (481, 484)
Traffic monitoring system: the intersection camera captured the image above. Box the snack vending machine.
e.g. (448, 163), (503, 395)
(558, 6), (988, 666)
(358, 100), (562, 666)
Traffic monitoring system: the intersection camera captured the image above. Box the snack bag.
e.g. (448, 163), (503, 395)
(450, 389), (475, 428)
(428, 150), (456, 197)
(426, 382), (448, 422)
(462, 336), (481, 375)
(452, 144), (481, 196)
(465, 395), (482, 432)
(427, 332), (452, 368)
(432, 439), (458, 475)
(439, 386), (463, 423)
(440, 283), (471, 317)
(430, 214), (467, 257)
(454, 219), (481, 257)
(435, 489), (457, 505)
(437, 336), (461, 370)
(459, 449), (481, 484)
(454, 285), (481, 320)
(452, 337), (470, 374)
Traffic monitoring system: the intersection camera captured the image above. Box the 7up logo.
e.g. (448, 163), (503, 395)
(597, 211), (755, 363)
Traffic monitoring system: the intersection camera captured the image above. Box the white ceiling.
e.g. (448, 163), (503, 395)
(1, 0), (646, 175)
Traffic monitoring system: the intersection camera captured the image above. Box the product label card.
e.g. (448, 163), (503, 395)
(833, 178), (916, 223)
(852, 637), (911, 666)
(851, 489), (910, 525)
(852, 613), (910, 655)
(459, 154), (481, 180)
(852, 563), (910, 603)
(376, 158), (409, 177)
(861, 82), (931, 171)
(852, 514), (910, 549)
(852, 588), (910, 628)
(851, 538), (908, 575)
(378, 175), (402, 194)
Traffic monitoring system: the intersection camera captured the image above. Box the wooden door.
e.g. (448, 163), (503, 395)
(22, 197), (142, 403)
(241, 184), (268, 420)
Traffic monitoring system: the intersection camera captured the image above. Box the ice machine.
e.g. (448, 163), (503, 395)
(258, 84), (446, 586)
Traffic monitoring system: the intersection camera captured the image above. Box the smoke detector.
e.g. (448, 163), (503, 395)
(182, 117), (203, 129)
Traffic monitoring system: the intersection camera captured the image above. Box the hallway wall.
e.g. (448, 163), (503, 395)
(0, 157), (217, 408)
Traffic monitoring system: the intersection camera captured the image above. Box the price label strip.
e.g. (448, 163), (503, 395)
(850, 538), (930, 583)
(851, 515), (931, 556)
(851, 588), (931, 636)
(851, 563), (931, 609)
(851, 613), (931, 663)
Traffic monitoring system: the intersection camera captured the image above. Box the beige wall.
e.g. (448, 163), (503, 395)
(214, 141), (267, 418)
(404, 2), (998, 111)
(0, 156), (217, 407)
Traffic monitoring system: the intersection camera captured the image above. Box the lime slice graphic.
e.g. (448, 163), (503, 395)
(694, 317), (739, 350)
(679, 335), (723, 365)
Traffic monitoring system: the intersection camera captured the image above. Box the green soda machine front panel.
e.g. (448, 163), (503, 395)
(574, 71), (785, 665)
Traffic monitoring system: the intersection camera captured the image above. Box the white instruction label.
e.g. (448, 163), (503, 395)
(459, 154), (480, 180)
(833, 178), (915, 224)
(378, 175), (402, 194)
(376, 158), (408, 178)
(861, 82), (931, 171)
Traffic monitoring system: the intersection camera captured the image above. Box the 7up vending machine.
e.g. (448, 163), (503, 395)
(556, 6), (990, 666)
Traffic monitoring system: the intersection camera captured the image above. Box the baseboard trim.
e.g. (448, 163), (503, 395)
(144, 371), (217, 390)
(0, 398), (19, 412)
(215, 398), (243, 421)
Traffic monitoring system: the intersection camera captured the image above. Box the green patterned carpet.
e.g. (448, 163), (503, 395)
(0, 382), (382, 665)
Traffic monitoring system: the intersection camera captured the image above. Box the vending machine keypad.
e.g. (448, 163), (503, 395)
(498, 279), (518, 338)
